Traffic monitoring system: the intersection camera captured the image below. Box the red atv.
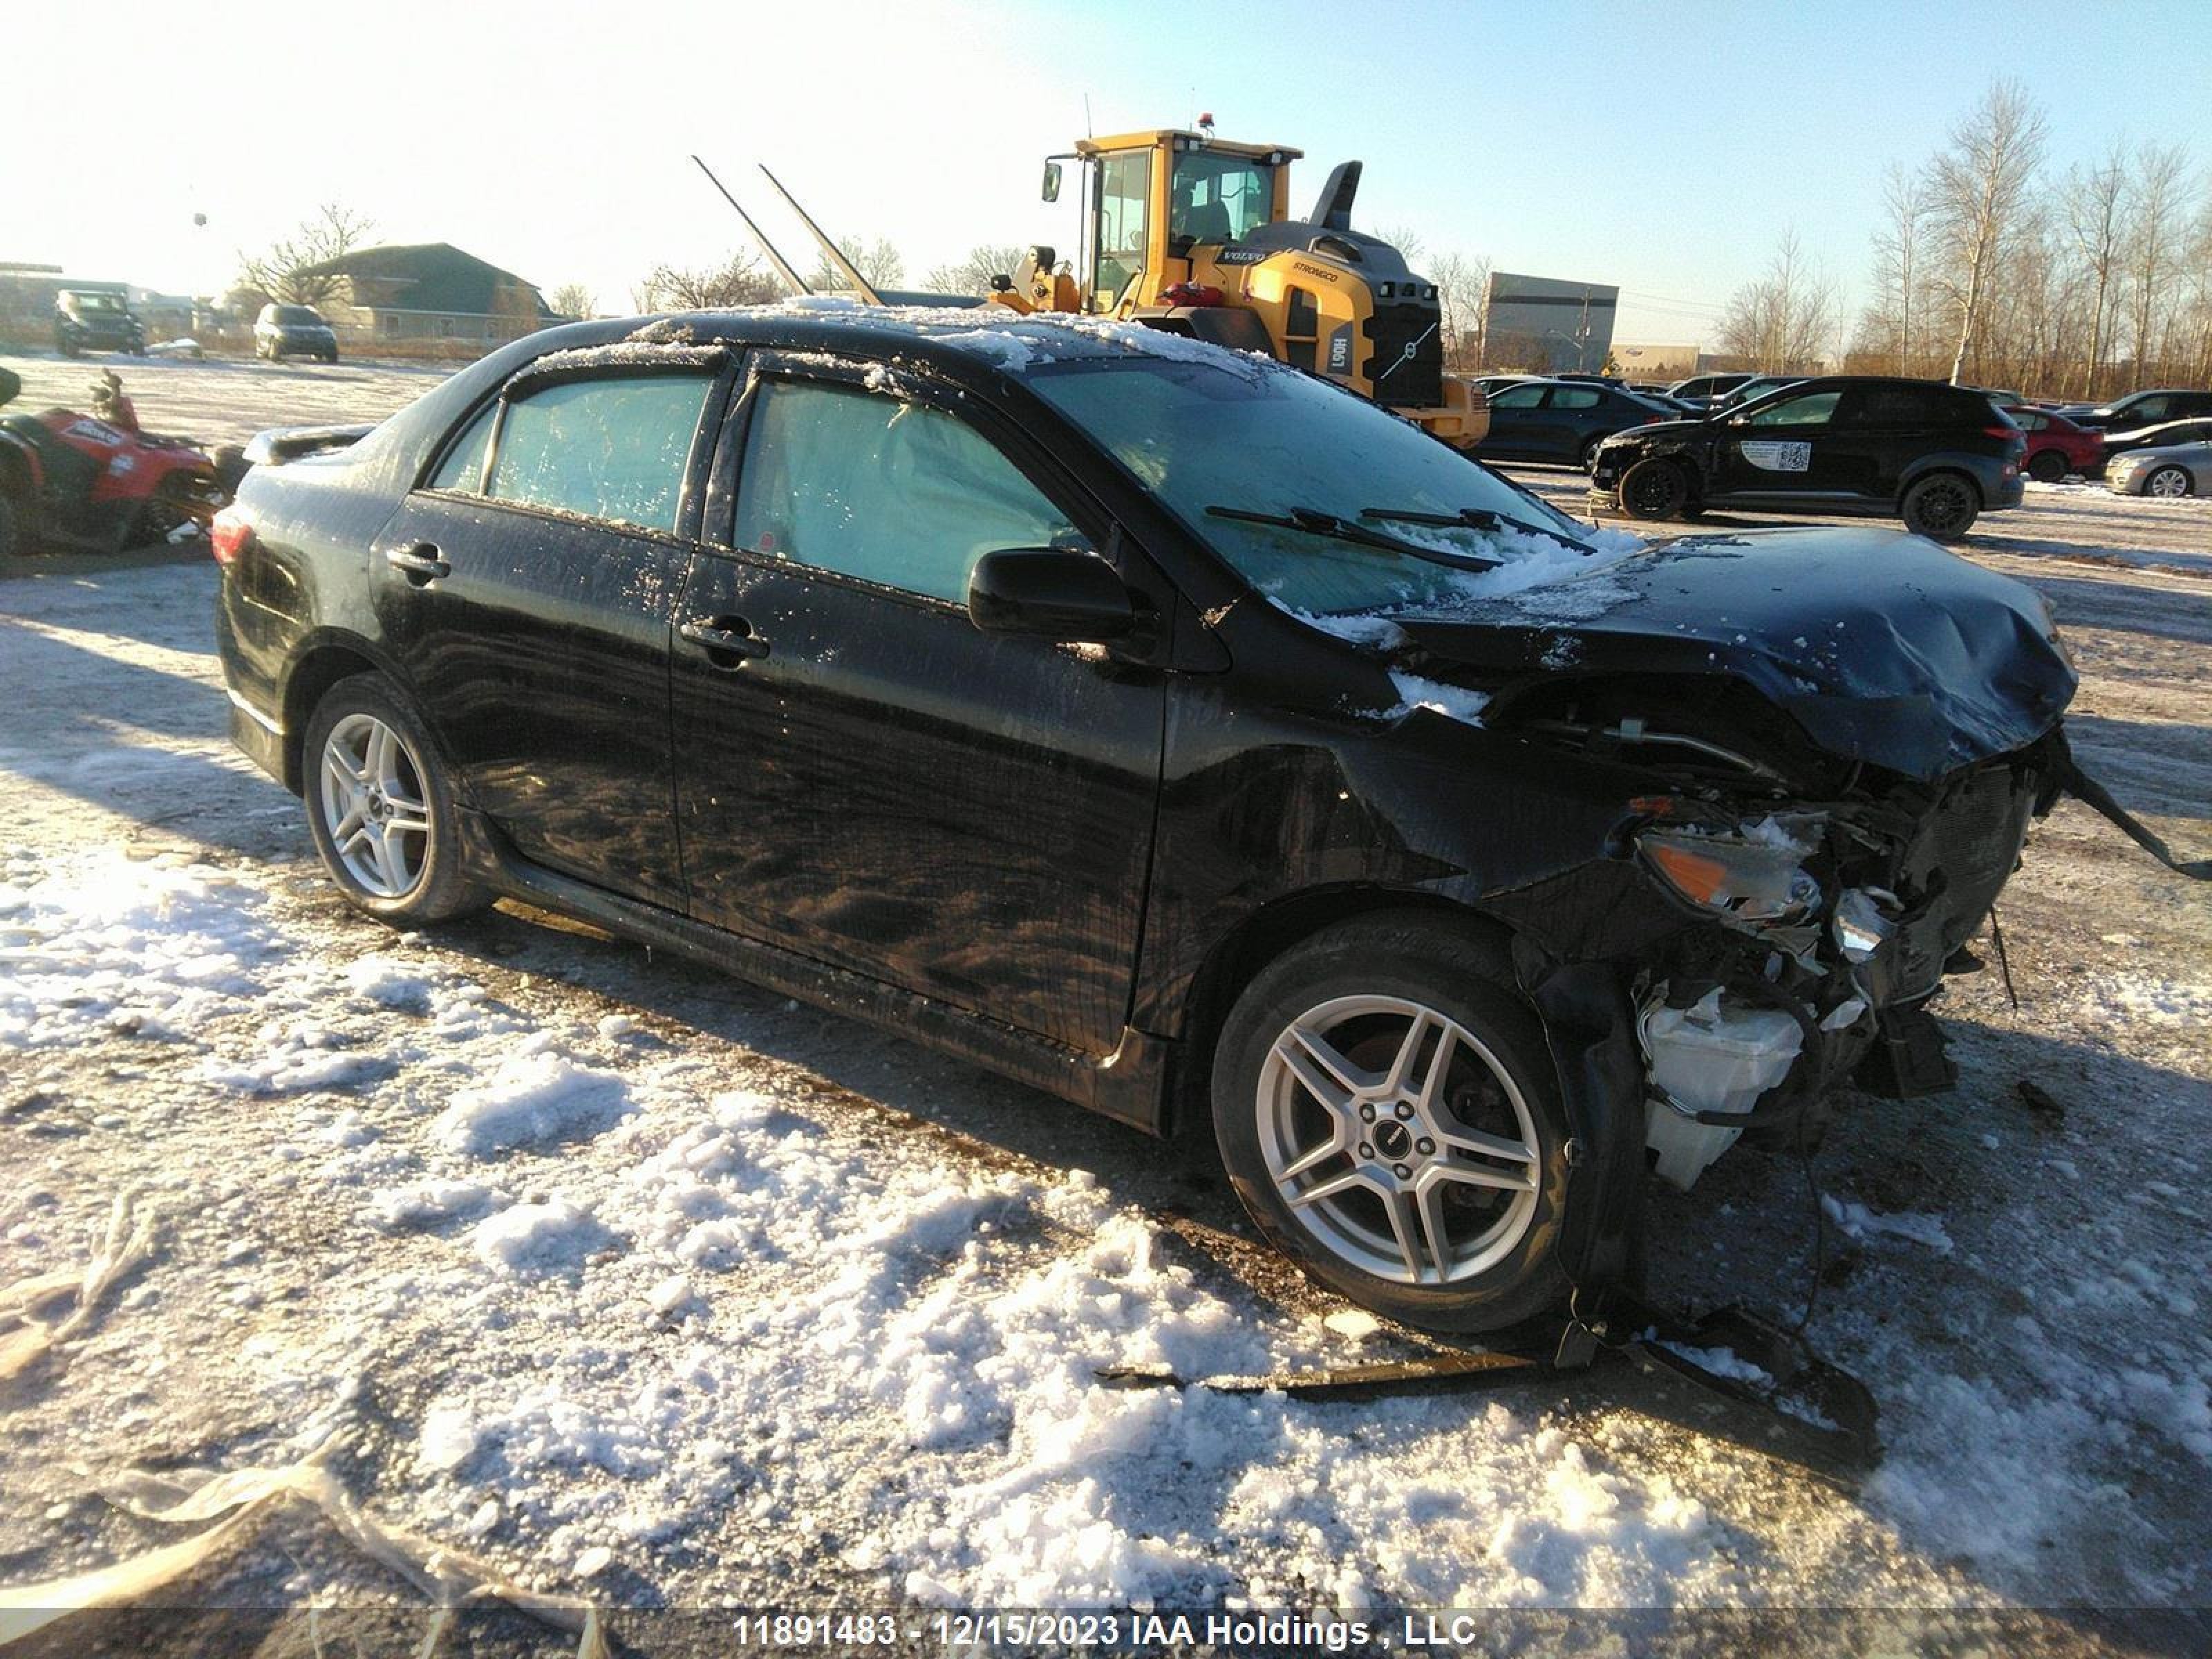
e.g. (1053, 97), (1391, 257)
(0, 366), (238, 557)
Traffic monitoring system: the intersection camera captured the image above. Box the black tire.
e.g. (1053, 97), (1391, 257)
(1900, 471), (1980, 541)
(1210, 913), (1572, 1333)
(59, 337), (80, 359)
(302, 675), (494, 927)
(0, 492), (19, 559)
(129, 474), (205, 550)
(2144, 465), (2194, 498)
(1618, 456), (1689, 520)
(2027, 448), (2067, 483)
(211, 444), (250, 496)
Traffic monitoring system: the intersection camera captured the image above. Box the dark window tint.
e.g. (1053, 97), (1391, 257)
(429, 402), (498, 492)
(1490, 382), (1548, 410)
(1548, 386), (1603, 410)
(2012, 411), (2047, 431)
(484, 374), (711, 533)
(1746, 390), (1842, 427)
(732, 381), (1083, 604)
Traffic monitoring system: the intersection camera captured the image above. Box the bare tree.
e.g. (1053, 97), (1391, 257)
(1373, 223), (1426, 263)
(1927, 80), (2048, 385)
(547, 283), (597, 321)
(236, 205), (376, 306)
(921, 245), (1028, 298)
(2061, 139), (2130, 397)
(633, 250), (787, 312)
(806, 236), (906, 293)
(1428, 250), (1490, 370)
(1864, 162), (1930, 375)
(1715, 230), (1839, 372)
(2124, 142), (2192, 388)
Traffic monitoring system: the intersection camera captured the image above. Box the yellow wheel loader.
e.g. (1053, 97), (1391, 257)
(992, 124), (1488, 447)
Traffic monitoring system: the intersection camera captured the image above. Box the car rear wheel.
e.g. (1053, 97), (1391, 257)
(303, 677), (492, 926)
(2027, 449), (2067, 483)
(1210, 915), (1570, 1332)
(2145, 465), (2194, 498)
(1900, 472), (1980, 541)
(1618, 457), (1689, 520)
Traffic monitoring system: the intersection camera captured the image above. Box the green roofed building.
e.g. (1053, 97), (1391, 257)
(294, 243), (559, 345)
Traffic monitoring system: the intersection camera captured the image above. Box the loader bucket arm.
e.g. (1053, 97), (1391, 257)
(758, 165), (885, 307)
(691, 155), (812, 297)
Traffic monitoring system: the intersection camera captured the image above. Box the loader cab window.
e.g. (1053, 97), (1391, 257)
(1093, 150), (1151, 310)
(1170, 153), (1275, 248)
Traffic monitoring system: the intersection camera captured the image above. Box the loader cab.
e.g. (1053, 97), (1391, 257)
(1070, 131), (1299, 312)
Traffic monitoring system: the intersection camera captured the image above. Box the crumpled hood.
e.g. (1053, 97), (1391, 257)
(1384, 526), (2077, 780)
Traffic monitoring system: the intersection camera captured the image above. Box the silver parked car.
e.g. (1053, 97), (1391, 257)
(2106, 437), (2210, 498)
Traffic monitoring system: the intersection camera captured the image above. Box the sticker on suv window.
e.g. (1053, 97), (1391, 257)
(1740, 440), (1812, 473)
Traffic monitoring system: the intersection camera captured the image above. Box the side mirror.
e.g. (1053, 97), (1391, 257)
(968, 547), (1134, 643)
(1041, 161), (1062, 203)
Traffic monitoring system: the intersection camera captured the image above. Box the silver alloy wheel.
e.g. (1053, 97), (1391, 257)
(2146, 466), (2191, 498)
(319, 712), (431, 899)
(1257, 994), (1541, 1286)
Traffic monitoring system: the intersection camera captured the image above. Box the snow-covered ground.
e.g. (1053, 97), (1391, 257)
(1, 356), (2208, 1653)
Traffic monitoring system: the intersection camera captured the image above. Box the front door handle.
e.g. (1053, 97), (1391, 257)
(681, 615), (770, 666)
(383, 543), (451, 583)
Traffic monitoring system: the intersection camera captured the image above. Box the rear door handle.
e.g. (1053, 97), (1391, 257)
(383, 543), (451, 583)
(680, 616), (770, 665)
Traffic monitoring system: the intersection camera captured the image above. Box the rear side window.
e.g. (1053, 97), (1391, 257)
(484, 374), (713, 533)
(429, 402), (498, 492)
(1549, 387), (1602, 410)
(731, 380), (1082, 604)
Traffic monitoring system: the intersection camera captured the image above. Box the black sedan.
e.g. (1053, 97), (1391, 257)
(2097, 415), (2212, 471)
(1474, 378), (1679, 468)
(1590, 376), (2026, 539)
(2044, 387), (2212, 430)
(215, 308), (2086, 1333)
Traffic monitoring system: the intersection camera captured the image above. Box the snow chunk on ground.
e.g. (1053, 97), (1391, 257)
(471, 1197), (601, 1272)
(1822, 1194), (1954, 1255)
(432, 1051), (635, 1156)
(369, 1179), (500, 1232)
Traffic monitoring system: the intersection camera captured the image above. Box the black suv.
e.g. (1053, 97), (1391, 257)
(215, 310), (2082, 1333)
(54, 288), (146, 357)
(255, 303), (340, 363)
(2047, 388), (2212, 431)
(1590, 376), (2025, 540)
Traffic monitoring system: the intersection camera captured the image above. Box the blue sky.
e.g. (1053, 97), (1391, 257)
(12, 0), (2210, 342)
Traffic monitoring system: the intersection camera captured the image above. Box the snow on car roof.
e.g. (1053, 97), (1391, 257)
(626, 295), (1288, 377)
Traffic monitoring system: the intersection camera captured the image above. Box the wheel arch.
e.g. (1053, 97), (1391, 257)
(1161, 886), (1520, 1139)
(277, 636), (391, 792)
(1896, 458), (1987, 506)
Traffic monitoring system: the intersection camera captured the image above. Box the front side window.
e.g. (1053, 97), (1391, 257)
(731, 380), (1084, 605)
(1094, 151), (1152, 308)
(1747, 391), (1841, 427)
(1170, 152), (1274, 245)
(1490, 382), (1548, 411)
(484, 373), (712, 533)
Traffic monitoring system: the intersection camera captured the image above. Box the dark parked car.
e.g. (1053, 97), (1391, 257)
(255, 303), (340, 363)
(1664, 372), (1756, 411)
(2045, 388), (2212, 430)
(214, 310), (2082, 1333)
(54, 288), (146, 357)
(2096, 415), (2212, 471)
(1590, 376), (2026, 539)
(2002, 406), (2104, 482)
(1475, 378), (1678, 468)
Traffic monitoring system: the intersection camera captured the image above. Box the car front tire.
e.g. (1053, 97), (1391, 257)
(1210, 914), (1571, 1333)
(303, 675), (492, 927)
(2144, 465), (2194, 498)
(1618, 456), (1689, 520)
(1900, 471), (1980, 541)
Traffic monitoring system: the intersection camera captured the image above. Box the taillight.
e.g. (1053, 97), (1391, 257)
(210, 507), (254, 566)
(1983, 425), (2022, 442)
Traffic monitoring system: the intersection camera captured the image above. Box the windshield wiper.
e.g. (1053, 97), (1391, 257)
(1204, 504), (1502, 574)
(1360, 505), (1595, 555)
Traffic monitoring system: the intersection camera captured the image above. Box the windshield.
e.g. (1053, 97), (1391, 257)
(1170, 151), (1275, 245)
(277, 306), (322, 324)
(1027, 353), (1604, 615)
(71, 293), (124, 315)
